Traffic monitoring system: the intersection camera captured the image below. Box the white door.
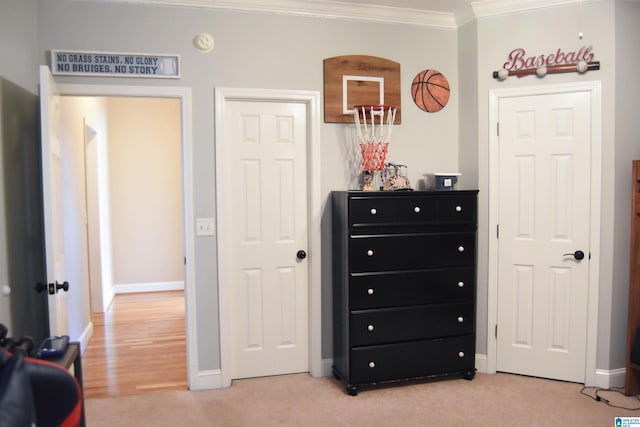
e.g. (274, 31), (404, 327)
(496, 91), (591, 382)
(39, 66), (69, 336)
(222, 99), (309, 379)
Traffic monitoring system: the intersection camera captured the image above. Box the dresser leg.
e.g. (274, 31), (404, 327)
(346, 384), (359, 396)
(463, 370), (475, 380)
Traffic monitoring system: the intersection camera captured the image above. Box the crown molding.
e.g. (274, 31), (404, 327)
(75, 0), (583, 28)
(471, 0), (582, 19)
(79, 0), (458, 29)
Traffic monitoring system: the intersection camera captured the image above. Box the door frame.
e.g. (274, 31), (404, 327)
(55, 82), (198, 389)
(214, 87), (322, 387)
(487, 81), (602, 385)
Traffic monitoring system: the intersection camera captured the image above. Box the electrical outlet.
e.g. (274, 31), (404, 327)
(196, 217), (216, 236)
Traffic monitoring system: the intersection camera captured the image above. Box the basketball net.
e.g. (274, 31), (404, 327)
(353, 105), (396, 173)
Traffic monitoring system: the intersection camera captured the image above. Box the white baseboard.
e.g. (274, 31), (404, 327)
(76, 320), (94, 355)
(475, 353), (488, 373)
(113, 281), (184, 294)
(321, 358), (334, 377)
(595, 368), (626, 389)
(189, 369), (223, 390)
(474, 353), (625, 388)
(190, 356), (624, 391)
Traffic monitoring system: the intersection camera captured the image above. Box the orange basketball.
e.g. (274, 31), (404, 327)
(411, 69), (450, 113)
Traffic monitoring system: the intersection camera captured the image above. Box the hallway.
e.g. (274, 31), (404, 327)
(82, 291), (187, 398)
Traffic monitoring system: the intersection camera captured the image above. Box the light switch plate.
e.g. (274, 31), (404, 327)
(196, 217), (216, 236)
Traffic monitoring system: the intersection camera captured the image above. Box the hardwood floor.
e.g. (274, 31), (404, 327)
(82, 291), (187, 399)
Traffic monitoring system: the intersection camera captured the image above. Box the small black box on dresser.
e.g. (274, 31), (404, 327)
(331, 190), (479, 395)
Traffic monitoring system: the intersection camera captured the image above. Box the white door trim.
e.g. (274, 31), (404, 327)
(215, 87), (322, 387)
(487, 81), (602, 386)
(56, 82), (199, 389)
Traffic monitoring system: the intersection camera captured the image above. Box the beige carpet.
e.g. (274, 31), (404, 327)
(85, 372), (640, 426)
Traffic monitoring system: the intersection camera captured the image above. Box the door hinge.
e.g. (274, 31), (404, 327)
(497, 122), (499, 136)
(495, 324), (498, 338)
(496, 224), (499, 239)
(184, 256), (186, 265)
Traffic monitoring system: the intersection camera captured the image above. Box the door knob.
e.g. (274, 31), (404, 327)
(296, 250), (307, 260)
(563, 250), (585, 260)
(47, 281), (70, 294)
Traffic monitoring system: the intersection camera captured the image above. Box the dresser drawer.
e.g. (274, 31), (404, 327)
(437, 195), (476, 223)
(349, 335), (475, 384)
(349, 196), (399, 225)
(349, 232), (475, 272)
(349, 267), (474, 310)
(349, 196), (437, 226)
(349, 194), (475, 227)
(350, 302), (474, 347)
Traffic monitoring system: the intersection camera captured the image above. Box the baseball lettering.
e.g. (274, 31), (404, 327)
(503, 46), (595, 71)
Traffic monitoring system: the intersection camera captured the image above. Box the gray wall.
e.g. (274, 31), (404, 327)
(0, 0), (38, 93)
(614, 0), (640, 367)
(35, 0), (460, 372)
(473, 0), (639, 371)
(3, 0), (640, 377)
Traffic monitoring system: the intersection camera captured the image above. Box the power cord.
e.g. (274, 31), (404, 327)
(580, 385), (640, 410)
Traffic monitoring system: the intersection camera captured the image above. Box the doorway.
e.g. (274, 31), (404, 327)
(487, 81), (602, 385)
(54, 83), (197, 390)
(75, 96), (185, 396)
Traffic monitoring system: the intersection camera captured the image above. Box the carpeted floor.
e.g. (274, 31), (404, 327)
(85, 372), (640, 426)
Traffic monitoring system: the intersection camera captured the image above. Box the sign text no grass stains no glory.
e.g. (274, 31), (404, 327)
(51, 50), (180, 78)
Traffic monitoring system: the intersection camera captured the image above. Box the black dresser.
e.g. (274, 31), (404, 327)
(331, 190), (478, 395)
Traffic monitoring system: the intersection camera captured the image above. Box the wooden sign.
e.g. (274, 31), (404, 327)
(323, 55), (401, 124)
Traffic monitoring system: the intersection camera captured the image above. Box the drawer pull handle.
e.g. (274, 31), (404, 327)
(458, 281), (464, 288)
(367, 249), (374, 257)
(458, 246), (465, 253)
(456, 205), (462, 212)
(367, 324), (374, 332)
(367, 288), (374, 295)
(369, 361), (376, 368)
(457, 316), (464, 323)
(370, 208), (377, 215)
(414, 206), (421, 213)
(458, 351), (465, 358)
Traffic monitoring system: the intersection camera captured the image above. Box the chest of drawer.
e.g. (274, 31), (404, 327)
(349, 232), (475, 272)
(349, 335), (475, 384)
(350, 302), (474, 347)
(349, 267), (474, 310)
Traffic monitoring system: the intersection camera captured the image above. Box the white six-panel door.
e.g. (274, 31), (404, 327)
(496, 91), (591, 382)
(223, 99), (309, 379)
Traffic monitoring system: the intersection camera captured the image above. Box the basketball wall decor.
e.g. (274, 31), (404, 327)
(323, 55), (401, 123)
(411, 69), (450, 113)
